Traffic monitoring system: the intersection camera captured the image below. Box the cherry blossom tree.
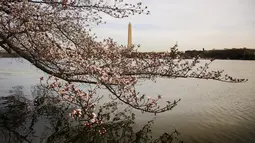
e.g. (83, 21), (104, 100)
(0, 0), (247, 142)
(0, 0), (247, 113)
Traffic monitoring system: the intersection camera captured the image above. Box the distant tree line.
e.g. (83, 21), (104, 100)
(184, 48), (255, 60)
(0, 50), (19, 58)
(126, 48), (255, 60)
(1, 47), (255, 60)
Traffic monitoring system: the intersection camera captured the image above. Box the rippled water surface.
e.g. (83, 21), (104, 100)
(0, 58), (255, 143)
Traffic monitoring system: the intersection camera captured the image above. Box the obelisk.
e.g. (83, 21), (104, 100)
(128, 22), (132, 48)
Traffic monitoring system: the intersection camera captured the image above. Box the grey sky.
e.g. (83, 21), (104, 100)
(93, 0), (255, 51)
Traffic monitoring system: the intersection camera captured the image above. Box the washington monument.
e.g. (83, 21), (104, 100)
(128, 22), (132, 48)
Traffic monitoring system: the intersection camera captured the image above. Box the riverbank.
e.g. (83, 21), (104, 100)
(128, 48), (255, 60)
(1, 48), (255, 60)
(0, 54), (19, 58)
(184, 48), (255, 60)
(0, 51), (19, 58)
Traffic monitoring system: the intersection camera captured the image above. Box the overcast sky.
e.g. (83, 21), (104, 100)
(92, 0), (255, 52)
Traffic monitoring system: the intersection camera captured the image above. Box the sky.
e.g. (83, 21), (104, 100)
(92, 0), (255, 52)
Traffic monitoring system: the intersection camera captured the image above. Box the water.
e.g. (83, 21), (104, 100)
(0, 58), (255, 143)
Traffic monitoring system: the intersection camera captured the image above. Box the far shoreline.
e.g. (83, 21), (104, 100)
(1, 47), (255, 60)
(1, 57), (255, 61)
